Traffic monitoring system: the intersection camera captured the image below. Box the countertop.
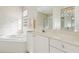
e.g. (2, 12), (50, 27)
(33, 30), (79, 47)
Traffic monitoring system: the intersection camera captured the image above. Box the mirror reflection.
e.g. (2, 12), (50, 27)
(61, 7), (75, 31)
(37, 7), (53, 32)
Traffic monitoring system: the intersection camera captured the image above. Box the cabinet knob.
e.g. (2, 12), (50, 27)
(62, 45), (64, 48)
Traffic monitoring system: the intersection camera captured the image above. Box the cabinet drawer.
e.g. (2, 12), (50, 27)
(50, 38), (79, 53)
(50, 47), (64, 53)
(62, 43), (79, 53)
(50, 39), (64, 49)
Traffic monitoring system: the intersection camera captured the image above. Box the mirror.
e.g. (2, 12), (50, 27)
(37, 7), (53, 32)
(61, 7), (75, 31)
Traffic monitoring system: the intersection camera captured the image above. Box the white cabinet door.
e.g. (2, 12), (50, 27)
(50, 39), (65, 53)
(50, 47), (64, 53)
(27, 32), (34, 53)
(34, 35), (49, 53)
(50, 39), (63, 50)
(62, 42), (79, 53)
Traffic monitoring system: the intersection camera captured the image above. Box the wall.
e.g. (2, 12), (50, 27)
(0, 6), (22, 35)
(23, 6), (37, 31)
(75, 6), (79, 32)
(53, 7), (61, 30)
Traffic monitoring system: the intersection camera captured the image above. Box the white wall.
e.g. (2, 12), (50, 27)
(53, 7), (61, 30)
(75, 6), (79, 32)
(23, 7), (37, 31)
(0, 6), (22, 35)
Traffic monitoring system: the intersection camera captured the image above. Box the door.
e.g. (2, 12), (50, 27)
(34, 35), (49, 53)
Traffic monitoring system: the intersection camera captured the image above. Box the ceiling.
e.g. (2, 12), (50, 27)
(37, 6), (53, 15)
(37, 6), (68, 15)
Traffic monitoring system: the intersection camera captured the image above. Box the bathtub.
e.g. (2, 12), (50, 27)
(0, 37), (27, 53)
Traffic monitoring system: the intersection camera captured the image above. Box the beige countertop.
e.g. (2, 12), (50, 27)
(33, 30), (79, 47)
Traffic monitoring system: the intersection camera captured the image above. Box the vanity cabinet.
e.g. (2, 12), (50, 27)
(27, 32), (49, 53)
(50, 38), (79, 53)
(62, 42), (79, 53)
(34, 35), (49, 53)
(27, 32), (79, 53)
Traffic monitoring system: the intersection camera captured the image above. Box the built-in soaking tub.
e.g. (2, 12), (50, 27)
(0, 37), (27, 53)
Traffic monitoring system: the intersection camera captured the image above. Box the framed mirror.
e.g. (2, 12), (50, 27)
(61, 7), (75, 31)
(37, 7), (53, 32)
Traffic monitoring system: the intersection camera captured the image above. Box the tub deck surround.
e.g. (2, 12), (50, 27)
(0, 40), (27, 53)
(33, 30), (79, 47)
(0, 38), (26, 42)
(0, 36), (27, 53)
